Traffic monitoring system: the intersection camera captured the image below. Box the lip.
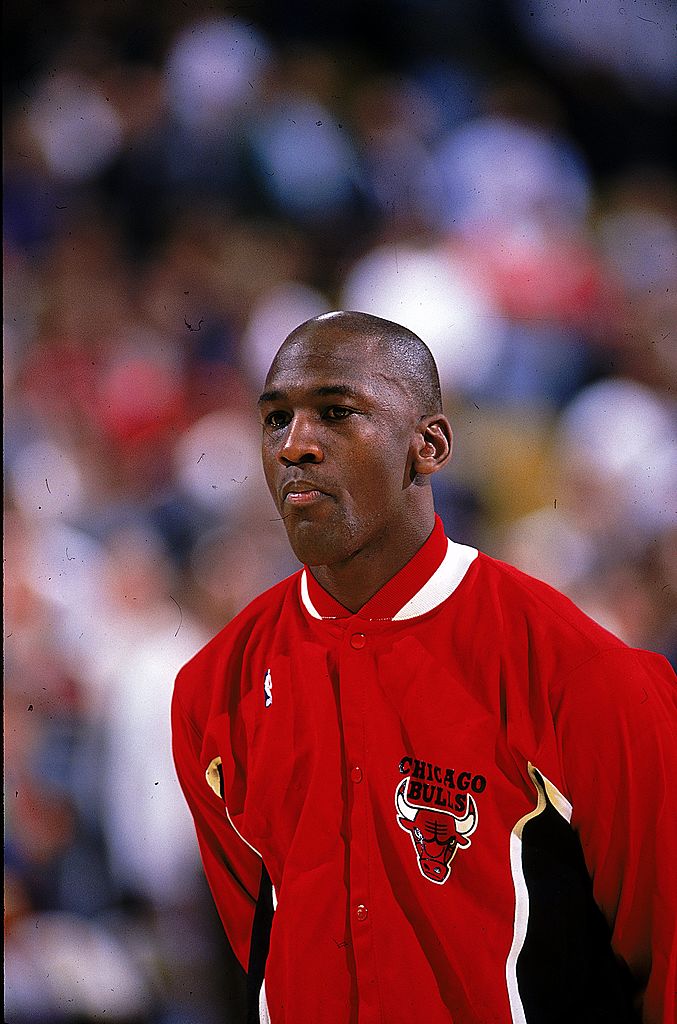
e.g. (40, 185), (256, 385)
(281, 479), (331, 505)
(284, 490), (326, 506)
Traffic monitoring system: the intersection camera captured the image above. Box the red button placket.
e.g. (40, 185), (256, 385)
(340, 628), (381, 1023)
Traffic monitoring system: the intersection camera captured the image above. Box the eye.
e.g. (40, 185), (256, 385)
(264, 410), (291, 430)
(324, 406), (354, 421)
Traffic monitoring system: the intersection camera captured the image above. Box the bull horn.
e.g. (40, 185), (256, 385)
(395, 778), (418, 821)
(454, 794), (477, 838)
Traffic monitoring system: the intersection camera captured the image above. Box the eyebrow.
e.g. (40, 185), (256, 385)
(257, 384), (363, 405)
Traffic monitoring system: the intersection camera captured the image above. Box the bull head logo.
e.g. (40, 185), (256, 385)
(395, 778), (478, 884)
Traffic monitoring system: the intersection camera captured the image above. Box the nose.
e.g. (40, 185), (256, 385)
(277, 414), (323, 466)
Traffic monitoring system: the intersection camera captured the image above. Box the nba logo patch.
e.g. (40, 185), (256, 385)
(263, 668), (273, 707)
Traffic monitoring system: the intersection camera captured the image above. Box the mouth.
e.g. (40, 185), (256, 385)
(281, 480), (331, 507)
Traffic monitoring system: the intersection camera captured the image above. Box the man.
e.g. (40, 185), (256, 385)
(172, 311), (676, 1024)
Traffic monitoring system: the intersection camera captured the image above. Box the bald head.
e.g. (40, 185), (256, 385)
(278, 311), (443, 418)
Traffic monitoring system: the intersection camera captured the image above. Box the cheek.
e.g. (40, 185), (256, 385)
(260, 444), (278, 493)
(261, 436), (276, 475)
(350, 449), (407, 513)
(375, 440), (411, 487)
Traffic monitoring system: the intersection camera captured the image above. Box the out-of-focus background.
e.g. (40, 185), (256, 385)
(3, 2), (676, 1021)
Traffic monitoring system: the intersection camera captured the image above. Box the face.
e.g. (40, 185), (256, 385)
(259, 324), (422, 567)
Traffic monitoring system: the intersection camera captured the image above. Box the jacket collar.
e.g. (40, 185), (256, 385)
(300, 515), (478, 622)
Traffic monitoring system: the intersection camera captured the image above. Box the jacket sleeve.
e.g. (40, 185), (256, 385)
(553, 647), (677, 1024)
(171, 673), (262, 972)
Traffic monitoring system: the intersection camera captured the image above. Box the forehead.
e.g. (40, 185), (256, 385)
(263, 330), (398, 400)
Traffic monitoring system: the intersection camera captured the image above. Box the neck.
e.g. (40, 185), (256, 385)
(308, 508), (436, 613)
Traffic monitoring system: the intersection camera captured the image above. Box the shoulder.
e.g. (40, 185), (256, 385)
(475, 549), (675, 681)
(463, 550), (676, 738)
(462, 551), (633, 677)
(172, 570), (302, 726)
(475, 551), (625, 643)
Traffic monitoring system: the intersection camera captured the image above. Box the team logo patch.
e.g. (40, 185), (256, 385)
(263, 668), (273, 707)
(395, 756), (482, 884)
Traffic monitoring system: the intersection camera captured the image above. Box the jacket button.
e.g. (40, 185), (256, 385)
(350, 766), (363, 783)
(350, 633), (366, 649)
(356, 904), (368, 922)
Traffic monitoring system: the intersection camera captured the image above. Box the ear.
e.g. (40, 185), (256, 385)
(411, 415), (453, 479)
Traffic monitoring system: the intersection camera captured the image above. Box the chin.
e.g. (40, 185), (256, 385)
(287, 533), (340, 568)
(285, 518), (357, 568)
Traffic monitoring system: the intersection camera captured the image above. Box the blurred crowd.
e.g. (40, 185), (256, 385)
(4, 2), (676, 1022)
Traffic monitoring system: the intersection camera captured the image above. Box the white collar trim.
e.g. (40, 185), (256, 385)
(300, 538), (478, 621)
(392, 538), (478, 619)
(300, 568), (332, 619)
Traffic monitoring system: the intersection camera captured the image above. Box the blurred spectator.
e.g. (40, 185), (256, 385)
(240, 280), (329, 386)
(26, 70), (124, 183)
(165, 17), (271, 131)
(341, 242), (506, 398)
(5, 899), (156, 1024)
(417, 112), (592, 238)
(511, 0), (677, 101)
(497, 378), (676, 660)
